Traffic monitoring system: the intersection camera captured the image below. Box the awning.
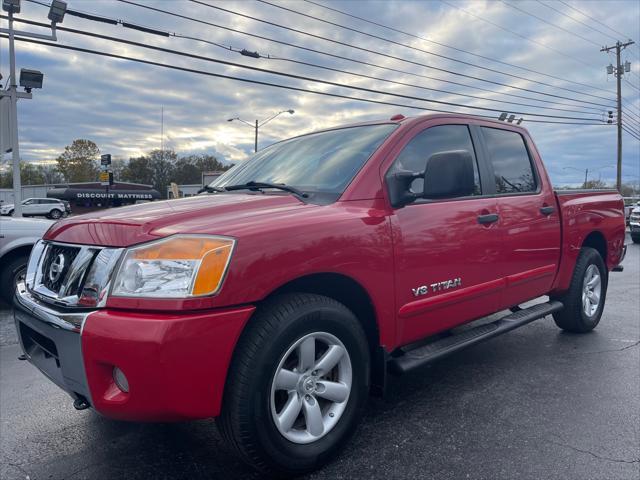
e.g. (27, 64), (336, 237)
(47, 187), (161, 201)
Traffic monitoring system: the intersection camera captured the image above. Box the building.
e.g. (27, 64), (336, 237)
(167, 171), (227, 199)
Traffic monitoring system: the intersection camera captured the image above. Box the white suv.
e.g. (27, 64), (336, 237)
(630, 203), (640, 244)
(0, 198), (69, 219)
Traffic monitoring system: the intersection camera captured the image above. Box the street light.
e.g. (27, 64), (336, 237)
(228, 109), (295, 153)
(0, 0), (66, 217)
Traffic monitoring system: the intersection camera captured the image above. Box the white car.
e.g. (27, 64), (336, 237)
(630, 203), (640, 244)
(0, 198), (70, 219)
(0, 216), (53, 304)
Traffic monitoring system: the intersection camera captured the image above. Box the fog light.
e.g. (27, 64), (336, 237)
(113, 367), (129, 393)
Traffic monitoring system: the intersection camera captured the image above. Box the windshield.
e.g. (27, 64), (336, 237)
(211, 124), (397, 202)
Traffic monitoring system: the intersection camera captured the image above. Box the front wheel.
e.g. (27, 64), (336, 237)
(0, 255), (28, 305)
(632, 234), (640, 244)
(552, 247), (608, 333)
(218, 293), (370, 476)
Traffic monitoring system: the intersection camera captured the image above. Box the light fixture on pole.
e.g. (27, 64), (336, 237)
(0, 0), (66, 217)
(228, 109), (295, 153)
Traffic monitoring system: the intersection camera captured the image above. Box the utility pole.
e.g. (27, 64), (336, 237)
(1, 0), (67, 216)
(601, 40), (634, 192)
(228, 109), (295, 153)
(255, 119), (258, 154)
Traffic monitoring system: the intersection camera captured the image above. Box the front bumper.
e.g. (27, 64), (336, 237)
(15, 287), (255, 421)
(630, 222), (640, 234)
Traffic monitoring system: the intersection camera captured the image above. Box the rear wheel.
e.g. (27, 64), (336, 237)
(552, 247), (607, 333)
(48, 209), (62, 219)
(218, 293), (370, 476)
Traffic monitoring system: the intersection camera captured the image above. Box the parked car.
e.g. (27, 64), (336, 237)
(630, 202), (640, 243)
(0, 216), (53, 304)
(0, 198), (70, 219)
(14, 114), (627, 476)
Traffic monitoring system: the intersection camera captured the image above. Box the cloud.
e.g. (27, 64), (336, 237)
(0, 0), (638, 186)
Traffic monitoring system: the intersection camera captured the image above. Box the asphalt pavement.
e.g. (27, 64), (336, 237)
(1, 236), (638, 480)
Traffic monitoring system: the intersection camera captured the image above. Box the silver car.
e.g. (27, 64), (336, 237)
(0, 198), (70, 219)
(0, 216), (53, 304)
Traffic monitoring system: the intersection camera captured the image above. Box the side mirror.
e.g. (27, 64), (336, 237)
(386, 150), (475, 208)
(423, 150), (475, 199)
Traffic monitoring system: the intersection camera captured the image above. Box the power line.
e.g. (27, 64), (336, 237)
(622, 124), (640, 141)
(439, 0), (603, 71)
(500, 0), (602, 48)
(303, 0), (611, 95)
(30, 7), (602, 116)
(557, 0), (638, 48)
(256, 0), (614, 100)
(0, 33), (609, 126)
(189, 0), (617, 105)
(623, 107), (640, 124)
(536, 0), (619, 43)
(117, 0), (613, 112)
(2, 16), (605, 122)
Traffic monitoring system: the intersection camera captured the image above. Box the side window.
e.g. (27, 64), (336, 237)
(388, 125), (481, 197)
(481, 127), (537, 194)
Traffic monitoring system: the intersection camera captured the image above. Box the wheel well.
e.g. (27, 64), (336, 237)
(267, 273), (380, 352)
(0, 245), (32, 268)
(582, 231), (607, 263)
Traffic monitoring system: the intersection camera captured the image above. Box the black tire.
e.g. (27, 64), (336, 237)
(0, 255), (28, 305)
(632, 234), (640, 244)
(552, 247), (608, 333)
(48, 209), (63, 219)
(217, 293), (370, 477)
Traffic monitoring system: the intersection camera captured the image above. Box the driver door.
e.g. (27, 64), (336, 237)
(387, 123), (504, 345)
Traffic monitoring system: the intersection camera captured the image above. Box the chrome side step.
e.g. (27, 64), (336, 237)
(389, 301), (563, 375)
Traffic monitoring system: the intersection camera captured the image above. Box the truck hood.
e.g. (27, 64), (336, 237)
(44, 193), (317, 247)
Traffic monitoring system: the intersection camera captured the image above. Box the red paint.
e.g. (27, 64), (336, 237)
(82, 306), (255, 421)
(42, 114), (625, 421)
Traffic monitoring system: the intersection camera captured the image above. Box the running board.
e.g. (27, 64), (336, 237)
(389, 301), (563, 375)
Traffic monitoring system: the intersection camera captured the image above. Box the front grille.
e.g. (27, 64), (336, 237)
(41, 244), (80, 293)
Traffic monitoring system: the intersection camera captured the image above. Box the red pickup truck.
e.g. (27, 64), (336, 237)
(15, 114), (626, 476)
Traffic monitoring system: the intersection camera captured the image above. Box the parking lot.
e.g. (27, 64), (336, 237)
(1, 235), (638, 480)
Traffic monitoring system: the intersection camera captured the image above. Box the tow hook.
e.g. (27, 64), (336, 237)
(73, 396), (91, 411)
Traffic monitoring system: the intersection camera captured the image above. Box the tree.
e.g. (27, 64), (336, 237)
(121, 149), (177, 198)
(121, 156), (154, 186)
(172, 154), (231, 185)
(56, 139), (100, 183)
(583, 179), (609, 189)
(149, 149), (177, 198)
(20, 162), (45, 185)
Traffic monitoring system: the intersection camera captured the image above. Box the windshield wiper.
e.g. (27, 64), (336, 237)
(223, 181), (309, 198)
(197, 185), (226, 194)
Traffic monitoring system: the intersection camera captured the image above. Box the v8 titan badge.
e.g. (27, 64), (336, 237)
(412, 277), (462, 297)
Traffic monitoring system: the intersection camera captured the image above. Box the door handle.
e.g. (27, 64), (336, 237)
(540, 206), (555, 216)
(477, 213), (499, 224)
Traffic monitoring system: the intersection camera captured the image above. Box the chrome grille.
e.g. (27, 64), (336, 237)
(41, 244), (80, 293)
(27, 241), (123, 308)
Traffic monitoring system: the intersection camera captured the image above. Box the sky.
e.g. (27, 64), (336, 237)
(1, 0), (639, 187)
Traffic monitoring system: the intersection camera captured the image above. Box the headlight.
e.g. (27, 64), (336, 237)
(112, 235), (235, 298)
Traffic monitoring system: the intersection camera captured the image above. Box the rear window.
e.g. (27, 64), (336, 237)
(482, 127), (537, 194)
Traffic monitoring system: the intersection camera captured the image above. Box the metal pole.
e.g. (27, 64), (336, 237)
(8, 10), (22, 217)
(254, 119), (258, 153)
(615, 42), (622, 193)
(584, 168), (588, 187)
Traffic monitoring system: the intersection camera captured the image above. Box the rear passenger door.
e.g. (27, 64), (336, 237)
(478, 126), (561, 309)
